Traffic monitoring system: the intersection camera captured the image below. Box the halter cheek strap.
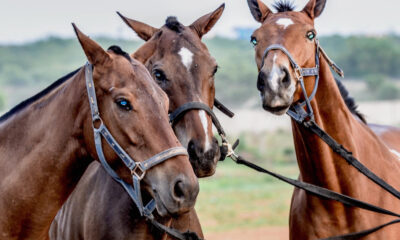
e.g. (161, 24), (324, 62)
(169, 101), (235, 161)
(261, 39), (344, 123)
(84, 62), (188, 217)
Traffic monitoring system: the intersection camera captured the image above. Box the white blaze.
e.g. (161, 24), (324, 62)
(276, 18), (293, 29)
(390, 149), (400, 160)
(178, 47), (194, 71)
(269, 53), (280, 92)
(199, 110), (211, 151)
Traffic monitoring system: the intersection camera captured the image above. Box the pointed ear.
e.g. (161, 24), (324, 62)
(117, 12), (159, 41)
(247, 0), (271, 23)
(132, 33), (159, 64)
(302, 0), (326, 19)
(189, 3), (225, 38)
(72, 23), (110, 66)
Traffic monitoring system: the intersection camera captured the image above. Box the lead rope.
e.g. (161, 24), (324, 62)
(222, 138), (400, 239)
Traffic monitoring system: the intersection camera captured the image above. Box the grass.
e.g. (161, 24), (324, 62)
(195, 131), (299, 233)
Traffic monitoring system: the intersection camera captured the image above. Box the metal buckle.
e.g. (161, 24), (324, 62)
(131, 163), (146, 180)
(294, 67), (302, 81)
(221, 135), (240, 162)
(92, 116), (103, 130)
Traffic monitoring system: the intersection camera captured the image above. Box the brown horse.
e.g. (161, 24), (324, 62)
(49, 5), (225, 240)
(0, 24), (198, 239)
(247, 0), (400, 238)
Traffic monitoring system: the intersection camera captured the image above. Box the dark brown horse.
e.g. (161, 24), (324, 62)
(0, 24), (198, 239)
(49, 5), (225, 240)
(248, 0), (400, 238)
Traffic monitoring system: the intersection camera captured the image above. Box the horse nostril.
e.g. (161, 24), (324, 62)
(257, 71), (266, 92)
(281, 67), (291, 87)
(188, 140), (196, 159)
(173, 180), (186, 201)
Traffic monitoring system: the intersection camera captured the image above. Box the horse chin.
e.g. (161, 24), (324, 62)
(193, 164), (217, 178)
(190, 155), (218, 178)
(262, 104), (290, 116)
(152, 188), (190, 217)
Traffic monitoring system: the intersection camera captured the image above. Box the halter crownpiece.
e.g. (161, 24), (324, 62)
(84, 62), (188, 217)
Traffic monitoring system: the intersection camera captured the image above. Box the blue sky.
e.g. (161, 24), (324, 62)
(1, 0), (399, 44)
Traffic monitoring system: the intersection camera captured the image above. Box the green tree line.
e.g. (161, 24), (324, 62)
(1, 34), (400, 109)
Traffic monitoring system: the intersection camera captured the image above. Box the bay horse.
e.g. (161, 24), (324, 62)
(0, 24), (199, 239)
(50, 5), (225, 240)
(247, 0), (400, 238)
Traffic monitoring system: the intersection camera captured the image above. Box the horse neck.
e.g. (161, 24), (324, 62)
(291, 58), (365, 190)
(0, 68), (92, 237)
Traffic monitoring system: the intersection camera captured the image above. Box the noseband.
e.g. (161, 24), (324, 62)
(84, 62), (188, 217)
(169, 99), (234, 161)
(261, 39), (344, 123)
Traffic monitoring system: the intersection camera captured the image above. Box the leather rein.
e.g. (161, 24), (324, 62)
(224, 40), (400, 239)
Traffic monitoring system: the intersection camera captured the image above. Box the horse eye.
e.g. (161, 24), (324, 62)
(306, 31), (316, 40)
(250, 36), (258, 46)
(116, 99), (132, 111)
(153, 69), (167, 82)
(213, 66), (218, 76)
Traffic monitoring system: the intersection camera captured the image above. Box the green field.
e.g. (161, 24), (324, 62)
(196, 161), (298, 233)
(195, 130), (299, 233)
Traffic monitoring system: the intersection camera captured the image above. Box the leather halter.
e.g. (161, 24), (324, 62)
(261, 39), (344, 123)
(169, 100), (234, 161)
(84, 62), (188, 217)
(228, 40), (400, 239)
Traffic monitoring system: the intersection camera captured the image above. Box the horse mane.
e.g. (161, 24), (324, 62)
(335, 78), (366, 124)
(0, 68), (81, 123)
(273, 0), (295, 12)
(108, 45), (131, 61)
(165, 16), (183, 33)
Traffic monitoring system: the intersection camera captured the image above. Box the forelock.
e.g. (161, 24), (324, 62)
(165, 16), (183, 33)
(273, 0), (295, 12)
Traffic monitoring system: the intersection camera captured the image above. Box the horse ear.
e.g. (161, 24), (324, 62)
(72, 23), (110, 66)
(117, 12), (159, 41)
(247, 0), (271, 23)
(132, 33), (159, 63)
(302, 0), (326, 19)
(189, 3), (225, 38)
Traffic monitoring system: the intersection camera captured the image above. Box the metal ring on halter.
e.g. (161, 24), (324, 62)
(131, 163), (146, 180)
(84, 62), (188, 217)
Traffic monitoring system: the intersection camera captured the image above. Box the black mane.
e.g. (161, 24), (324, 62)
(0, 68), (81, 123)
(273, 0), (295, 12)
(108, 45), (131, 61)
(335, 78), (366, 123)
(165, 16), (183, 33)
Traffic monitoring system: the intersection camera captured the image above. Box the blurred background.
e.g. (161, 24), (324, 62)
(1, 0), (400, 239)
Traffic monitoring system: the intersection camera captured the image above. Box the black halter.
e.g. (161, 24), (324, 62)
(169, 99), (234, 160)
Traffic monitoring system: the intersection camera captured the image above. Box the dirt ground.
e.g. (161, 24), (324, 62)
(205, 226), (288, 240)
